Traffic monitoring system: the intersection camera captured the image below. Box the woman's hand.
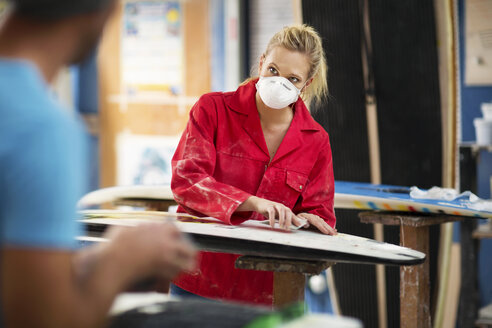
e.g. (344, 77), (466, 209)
(238, 196), (305, 230)
(297, 212), (337, 235)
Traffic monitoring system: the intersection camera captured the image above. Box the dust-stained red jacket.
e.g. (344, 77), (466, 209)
(171, 79), (336, 305)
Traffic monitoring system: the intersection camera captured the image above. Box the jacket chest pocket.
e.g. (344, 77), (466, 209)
(286, 171), (308, 193)
(274, 170), (308, 208)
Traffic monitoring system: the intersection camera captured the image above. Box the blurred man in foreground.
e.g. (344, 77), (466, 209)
(0, 1), (196, 327)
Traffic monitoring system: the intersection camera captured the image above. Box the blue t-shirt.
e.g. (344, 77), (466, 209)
(0, 59), (87, 249)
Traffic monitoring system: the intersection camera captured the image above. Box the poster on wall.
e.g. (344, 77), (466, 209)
(465, 0), (492, 85)
(116, 133), (180, 186)
(121, 1), (183, 95)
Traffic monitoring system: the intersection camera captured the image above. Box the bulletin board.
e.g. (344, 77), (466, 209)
(98, 0), (210, 188)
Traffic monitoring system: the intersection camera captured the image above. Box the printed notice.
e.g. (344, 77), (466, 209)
(121, 1), (183, 95)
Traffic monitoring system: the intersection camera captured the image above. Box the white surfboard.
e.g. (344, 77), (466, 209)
(78, 185), (174, 208)
(79, 211), (425, 266)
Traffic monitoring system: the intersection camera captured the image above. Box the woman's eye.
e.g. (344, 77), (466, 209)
(289, 77), (299, 83)
(268, 67), (278, 75)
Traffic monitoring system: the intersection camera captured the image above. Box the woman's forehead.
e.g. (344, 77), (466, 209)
(264, 46), (311, 79)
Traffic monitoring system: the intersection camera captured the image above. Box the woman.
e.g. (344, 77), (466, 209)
(171, 24), (336, 305)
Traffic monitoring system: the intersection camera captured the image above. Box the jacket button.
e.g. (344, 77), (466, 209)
(299, 185), (303, 190)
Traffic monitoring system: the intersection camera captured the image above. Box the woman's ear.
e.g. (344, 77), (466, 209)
(258, 54), (266, 75)
(302, 77), (314, 92)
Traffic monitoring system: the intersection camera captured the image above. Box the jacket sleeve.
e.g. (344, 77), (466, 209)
(292, 137), (336, 228)
(171, 95), (252, 224)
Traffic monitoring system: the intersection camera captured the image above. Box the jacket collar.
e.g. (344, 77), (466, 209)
(226, 79), (322, 163)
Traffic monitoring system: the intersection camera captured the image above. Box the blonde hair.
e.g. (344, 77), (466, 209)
(248, 24), (329, 108)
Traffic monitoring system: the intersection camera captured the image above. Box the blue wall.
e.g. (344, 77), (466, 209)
(210, 0), (225, 92)
(459, 0), (492, 199)
(458, 0), (492, 307)
(72, 51), (100, 193)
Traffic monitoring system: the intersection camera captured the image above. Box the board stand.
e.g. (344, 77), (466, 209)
(235, 256), (334, 308)
(358, 211), (462, 328)
(83, 194), (427, 312)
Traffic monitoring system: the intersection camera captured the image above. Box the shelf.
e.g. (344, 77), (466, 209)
(476, 303), (492, 327)
(459, 142), (492, 153)
(108, 93), (198, 106)
(473, 222), (492, 239)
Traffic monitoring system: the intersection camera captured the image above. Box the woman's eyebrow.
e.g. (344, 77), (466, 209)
(289, 73), (303, 81)
(268, 62), (303, 81)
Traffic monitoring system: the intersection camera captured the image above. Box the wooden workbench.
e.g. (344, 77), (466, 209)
(358, 211), (462, 328)
(235, 256), (334, 307)
(81, 211), (424, 309)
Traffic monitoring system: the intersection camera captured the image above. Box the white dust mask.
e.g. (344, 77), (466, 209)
(256, 76), (302, 109)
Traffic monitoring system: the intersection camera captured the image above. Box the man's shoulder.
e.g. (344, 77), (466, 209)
(0, 61), (84, 150)
(0, 60), (77, 137)
(0, 97), (76, 150)
(0, 60), (58, 121)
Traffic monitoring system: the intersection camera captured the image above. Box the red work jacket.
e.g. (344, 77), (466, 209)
(171, 79), (336, 305)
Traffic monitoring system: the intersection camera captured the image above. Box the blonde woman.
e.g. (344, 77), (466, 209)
(171, 24), (337, 305)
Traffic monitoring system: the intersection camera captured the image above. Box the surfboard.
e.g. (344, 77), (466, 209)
(79, 210), (425, 266)
(78, 182), (492, 219)
(334, 181), (492, 219)
(78, 185), (174, 208)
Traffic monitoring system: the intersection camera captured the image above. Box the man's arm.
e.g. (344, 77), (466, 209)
(1, 223), (196, 328)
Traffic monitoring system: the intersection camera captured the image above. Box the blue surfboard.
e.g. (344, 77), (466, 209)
(334, 181), (492, 219)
